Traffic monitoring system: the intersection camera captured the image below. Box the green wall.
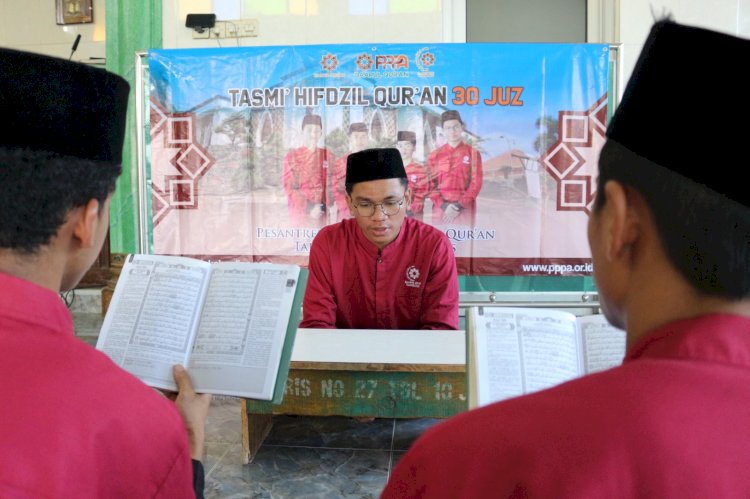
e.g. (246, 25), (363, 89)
(105, 0), (162, 254)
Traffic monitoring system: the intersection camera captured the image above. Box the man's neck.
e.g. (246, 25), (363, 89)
(623, 265), (750, 348)
(0, 248), (63, 293)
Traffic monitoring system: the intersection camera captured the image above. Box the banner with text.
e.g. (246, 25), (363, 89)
(148, 42), (610, 275)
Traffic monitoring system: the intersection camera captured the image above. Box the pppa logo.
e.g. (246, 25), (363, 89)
(320, 53), (339, 72)
(404, 265), (422, 288)
(415, 47), (435, 75)
(356, 53), (373, 70)
(375, 54), (409, 70)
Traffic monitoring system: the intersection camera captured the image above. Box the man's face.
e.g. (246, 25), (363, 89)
(396, 140), (415, 161)
(442, 119), (463, 145)
(349, 131), (369, 153)
(347, 178), (411, 249)
(303, 124), (322, 148)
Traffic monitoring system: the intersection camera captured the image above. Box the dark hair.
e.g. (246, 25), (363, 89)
(345, 177), (408, 196)
(595, 140), (749, 298)
(0, 147), (121, 253)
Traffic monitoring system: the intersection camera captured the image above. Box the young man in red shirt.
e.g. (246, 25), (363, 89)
(282, 113), (334, 227)
(382, 20), (750, 498)
(0, 48), (210, 498)
(427, 109), (483, 226)
(301, 148), (458, 330)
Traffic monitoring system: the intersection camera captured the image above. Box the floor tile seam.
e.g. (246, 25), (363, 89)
(386, 418), (397, 480)
(388, 418), (396, 453)
(386, 452), (395, 482)
(204, 443), (235, 478)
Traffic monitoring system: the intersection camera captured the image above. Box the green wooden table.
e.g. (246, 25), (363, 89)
(241, 329), (468, 463)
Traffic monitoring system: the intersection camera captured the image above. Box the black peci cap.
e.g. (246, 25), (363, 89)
(606, 20), (749, 205)
(301, 114), (322, 128)
(346, 147), (406, 185)
(0, 47), (130, 164)
(349, 122), (368, 134)
(397, 131), (417, 144)
(441, 110), (462, 125)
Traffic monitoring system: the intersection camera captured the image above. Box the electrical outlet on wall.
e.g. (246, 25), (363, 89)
(210, 23), (226, 39)
(190, 19), (259, 39)
(239, 19), (259, 37)
(224, 21), (240, 38)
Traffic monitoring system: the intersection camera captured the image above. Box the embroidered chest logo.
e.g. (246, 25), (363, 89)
(405, 265), (422, 288)
(462, 155), (470, 165)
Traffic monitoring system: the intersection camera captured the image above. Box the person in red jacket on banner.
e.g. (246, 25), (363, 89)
(0, 48), (211, 498)
(382, 19), (750, 498)
(427, 109), (483, 226)
(396, 130), (432, 220)
(331, 122), (370, 221)
(301, 148), (458, 330)
(282, 113), (334, 227)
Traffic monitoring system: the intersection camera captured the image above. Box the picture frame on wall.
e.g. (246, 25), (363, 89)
(56, 0), (93, 25)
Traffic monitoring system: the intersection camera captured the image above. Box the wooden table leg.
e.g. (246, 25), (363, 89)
(241, 399), (274, 464)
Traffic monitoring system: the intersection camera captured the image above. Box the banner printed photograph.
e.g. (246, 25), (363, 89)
(147, 42), (610, 275)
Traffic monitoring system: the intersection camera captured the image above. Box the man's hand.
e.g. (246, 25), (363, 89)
(442, 203), (461, 223)
(170, 365), (212, 461)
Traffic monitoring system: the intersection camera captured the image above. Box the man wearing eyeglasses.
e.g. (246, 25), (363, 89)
(427, 109), (483, 226)
(300, 148), (459, 330)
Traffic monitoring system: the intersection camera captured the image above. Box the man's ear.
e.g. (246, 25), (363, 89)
(603, 180), (640, 261)
(71, 199), (101, 249)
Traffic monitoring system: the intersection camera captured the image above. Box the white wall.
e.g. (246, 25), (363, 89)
(591, 0), (750, 98)
(1, 0), (748, 98)
(162, 0), (466, 48)
(163, 0), (750, 99)
(0, 0), (106, 63)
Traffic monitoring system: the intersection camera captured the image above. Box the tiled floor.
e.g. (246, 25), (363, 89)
(203, 398), (440, 498)
(70, 290), (441, 499)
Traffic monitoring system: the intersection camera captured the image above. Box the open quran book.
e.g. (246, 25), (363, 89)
(466, 306), (626, 408)
(95, 254), (305, 401)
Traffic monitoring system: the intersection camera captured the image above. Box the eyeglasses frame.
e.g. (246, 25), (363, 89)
(351, 197), (406, 217)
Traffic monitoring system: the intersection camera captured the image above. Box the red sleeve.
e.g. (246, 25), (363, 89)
(419, 233), (459, 330)
(458, 146), (483, 207)
(282, 149), (306, 210)
(300, 230), (338, 328)
(333, 156), (348, 211)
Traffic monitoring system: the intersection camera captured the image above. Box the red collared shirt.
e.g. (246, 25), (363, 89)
(0, 272), (194, 498)
(427, 141), (483, 208)
(301, 217), (459, 330)
(405, 161), (432, 214)
(282, 145), (334, 220)
(332, 154), (350, 220)
(383, 314), (750, 498)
